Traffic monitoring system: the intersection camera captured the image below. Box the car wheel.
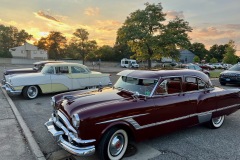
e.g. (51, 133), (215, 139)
(22, 85), (39, 99)
(220, 82), (226, 85)
(208, 115), (225, 129)
(98, 128), (128, 160)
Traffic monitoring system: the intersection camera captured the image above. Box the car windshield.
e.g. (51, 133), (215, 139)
(41, 65), (54, 74)
(228, 64), (240, 71)
(114, 76), (158, 96)
(194, 65), (202, 70)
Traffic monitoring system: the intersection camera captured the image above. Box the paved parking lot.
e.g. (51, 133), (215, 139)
(1, 65), (240, 160)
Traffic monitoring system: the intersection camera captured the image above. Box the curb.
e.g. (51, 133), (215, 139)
(1, 87), (46, 160)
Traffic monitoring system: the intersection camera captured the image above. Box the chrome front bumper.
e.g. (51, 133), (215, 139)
(1, 82), (21, 96)
(44, 113), (95, 156)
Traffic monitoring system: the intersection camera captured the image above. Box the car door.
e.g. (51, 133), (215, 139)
(183, 76), (216, 124)
(50, 65), (72, 92)
(149, 77), (196, 134)
(69, 66), (90, 89)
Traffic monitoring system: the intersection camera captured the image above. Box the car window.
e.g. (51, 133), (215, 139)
(185, 77), (208, 91)
(55, 66), (69, 74)
(188, 65), (194, 69)
(71, 66), (87, 73)
(155, 77), (182, 95)
(194, 65), (201, 70)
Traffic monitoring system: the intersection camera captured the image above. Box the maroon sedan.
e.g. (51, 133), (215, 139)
(3, 60), (63, 75)
(45, 69), (240, 160)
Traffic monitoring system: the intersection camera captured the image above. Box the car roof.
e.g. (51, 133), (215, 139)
(44, 62), (87, 67)
(117, 69), (209, 82)
(33, 61), (64, 65)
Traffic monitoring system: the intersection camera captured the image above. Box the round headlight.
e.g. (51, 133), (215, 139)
(72, 114), (80, 128)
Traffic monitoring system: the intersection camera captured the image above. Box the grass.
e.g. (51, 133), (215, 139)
(209, 70), (222, 78)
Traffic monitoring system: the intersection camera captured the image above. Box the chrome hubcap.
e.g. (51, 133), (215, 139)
(28, 86), (37, 98)
(109, 134), (124, 156)
(213, 116), (222, 125)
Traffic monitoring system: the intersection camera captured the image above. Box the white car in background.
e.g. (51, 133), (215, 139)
(211, 63), (224, 69)
(222, 63), (233, 70)
(2, 62), (112, 99)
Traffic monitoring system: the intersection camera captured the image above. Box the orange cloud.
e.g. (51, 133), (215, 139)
(225, 24), (240, 30)
(95, 20), (122, 32)
(189, 27), (236, 40)
(36, 11), (60, 22)
(166, 11), (184, 19)
(189, 26), (240, 56)
(84, 7), (100, 16)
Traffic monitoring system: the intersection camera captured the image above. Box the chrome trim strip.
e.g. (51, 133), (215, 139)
(97, 103), (240, 130)
(96, 113), (149, 125)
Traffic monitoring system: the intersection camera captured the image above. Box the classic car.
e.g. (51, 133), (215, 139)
(1, 60), (63, 85)
(2, 62), (112, 99)
(45, 69), (240, 160)
(199, 63), (215, 70)
(3, 60), (63, 75)
(211, 63), (224, 69)
(219, 63), (240, 85)
(184, 63), (210, 77)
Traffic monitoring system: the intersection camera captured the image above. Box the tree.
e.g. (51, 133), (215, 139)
(209, 44), (228, 62)
(223, 40), (238, 64)
(113, 43), (135, 60)
(116, 3), (192, 68)
(36, 31), (66, 59)
(0, 25), (32, 57)
(94, 45), (115, 61)
(189, 42), (208, 61)
(72, 28), (97, 64)
(210, 57), (218, 63)
(193, 56), (200, 63)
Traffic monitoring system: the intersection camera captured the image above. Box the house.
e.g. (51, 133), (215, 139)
(179, 49), (195, 63)
(9, 42), (48, 59)
(159, 50), (195, 64)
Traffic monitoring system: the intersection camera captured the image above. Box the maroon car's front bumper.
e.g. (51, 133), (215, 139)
(44, 111), (96, 156)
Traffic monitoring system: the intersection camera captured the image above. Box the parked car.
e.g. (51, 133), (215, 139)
(211, 63), (224, 69)
(45, 69), (240, 160)
(199, 63), (215, 70)
(185, 63), (210, 77)
(120, 58), (139, 68)
(222, 63), (233, 70)
(3, 60), (63, 75)
(2, 62), (112, 99)
(1, 61), (63, 85)
(219, 63), (240, 85)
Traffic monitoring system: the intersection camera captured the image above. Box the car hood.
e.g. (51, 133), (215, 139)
(4, 68), (35, 75)
(220, 70), (240, 75)
(59, 88), (136, 119)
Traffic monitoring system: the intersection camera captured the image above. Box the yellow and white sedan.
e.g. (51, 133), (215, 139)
(2, 62), (112, 99)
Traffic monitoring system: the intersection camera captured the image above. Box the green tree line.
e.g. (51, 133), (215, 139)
(0, 3), (238, 67)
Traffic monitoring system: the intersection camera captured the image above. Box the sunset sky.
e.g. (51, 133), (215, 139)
(0, 0), (240, 55)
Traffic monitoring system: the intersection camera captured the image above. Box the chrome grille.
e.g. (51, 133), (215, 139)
(54, 110), (77, 134)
